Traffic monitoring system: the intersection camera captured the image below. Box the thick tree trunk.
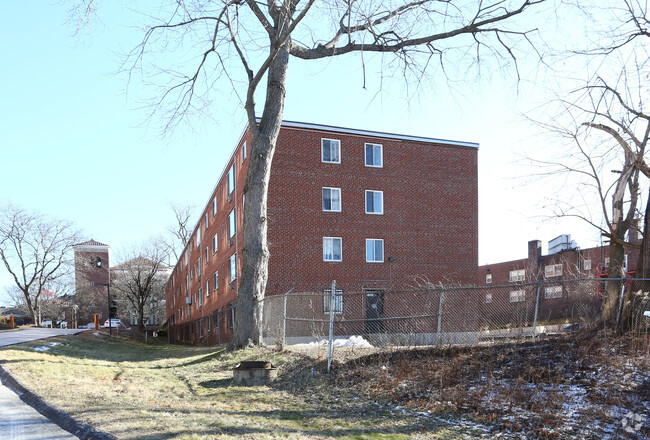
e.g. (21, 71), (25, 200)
(602, 239), (626, 324)
(232, 43), (290, 347)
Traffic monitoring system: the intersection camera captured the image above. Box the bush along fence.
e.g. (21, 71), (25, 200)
(261, 278), (650, 364)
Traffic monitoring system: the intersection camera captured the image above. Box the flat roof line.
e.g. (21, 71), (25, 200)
(273, 119), (479, 148)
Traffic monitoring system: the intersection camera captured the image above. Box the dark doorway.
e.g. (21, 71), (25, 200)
(365, 291), (385, 334)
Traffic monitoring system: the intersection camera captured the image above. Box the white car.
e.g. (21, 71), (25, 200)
(103, 319), (125, 329)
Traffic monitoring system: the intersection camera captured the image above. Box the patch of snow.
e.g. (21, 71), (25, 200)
(33, 346), (50, 351)
(293, 335), (373, 348)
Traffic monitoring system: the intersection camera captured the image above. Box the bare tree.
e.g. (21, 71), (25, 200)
(0, 205), (79, 325)
(111, 242), (170, 329)
(161, 202), (195, 264)
(78, 0), (545, 345)
(530, 66), (650, 323)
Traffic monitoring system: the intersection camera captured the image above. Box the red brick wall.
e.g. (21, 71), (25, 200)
(266, 125), (478, 294)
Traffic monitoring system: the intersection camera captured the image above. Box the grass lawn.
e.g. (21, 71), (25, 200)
(0, 332), (486, 440)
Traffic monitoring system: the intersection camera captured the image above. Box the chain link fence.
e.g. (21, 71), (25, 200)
(262, 278), (650, 353)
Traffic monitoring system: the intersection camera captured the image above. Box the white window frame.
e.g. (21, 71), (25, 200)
(365, 143), (383, 167)
(322, 187), (341, 212)
(365, 190), (384, 214)
(366, 238), (384, 263)
(323, 237), (342, 262)
(227, 165), (235, 197)
(485, 293), (493, 304)
(509, 290), (526, 303)
(544, 285), (563, 299)
(204, 213), (208, 230)
(323, 289), (343, 314)
(242, 141), (247, 162)
(509, 269), (525, 283)
(228, 253), (237, 283)
(213, 271), (218, 291)
(206, 280), (210, 297)
(212, 234), (218, 254)
(212, 197), (218, 216)
(544, 264), (563, 278)
(228, 208), (236, 242)
(583, 259), (592, 271)
(321, 138), (341, 164)
(486, 273), (493, 284)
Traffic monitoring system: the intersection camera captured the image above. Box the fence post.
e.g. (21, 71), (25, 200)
(327, 280), (336, 374)
(435, 289), (444, 347)
(532, 285), (541, 338)
(616, 281), (626, 329)
(281, 290), (288, 350)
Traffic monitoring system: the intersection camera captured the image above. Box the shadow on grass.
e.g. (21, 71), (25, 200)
(199, 378), (233, 388)
(0, 333), (226, 365)
(123, 407), (465, 440)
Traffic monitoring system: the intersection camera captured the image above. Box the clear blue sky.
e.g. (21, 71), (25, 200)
(0, 1), (608, 302)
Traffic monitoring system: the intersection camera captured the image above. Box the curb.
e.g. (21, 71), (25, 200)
(0, 362), (118, 440)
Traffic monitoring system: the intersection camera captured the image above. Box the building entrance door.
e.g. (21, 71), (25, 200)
(365, 291), (384, 334)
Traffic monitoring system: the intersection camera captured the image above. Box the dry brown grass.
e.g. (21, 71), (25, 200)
(330, 331), (650, 439)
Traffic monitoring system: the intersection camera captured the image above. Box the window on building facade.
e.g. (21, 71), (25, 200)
(544, 285), (563, 299)
(213, 271), (218, 291)
(197, 257), (202, 279)
(323, 237), (342, 262)
(321, 138), (341, 163)
(485, 293), (493, 303)
(196, 229), (201, 247)
(322, 187), (341, 212)
(212, 234), (218, 254)
(366, 238), (384, 263)
(229, 253), (237, 283)
(509, 290), (526, 302)
(544, 264), (563, 278)
(365, 190), (384, 214)
(212, 197), (217, 216)
(365, 143), (383, 167)
(583, 259), (592, 271)
(486, 273), (492, 284)
(205, 246), (209, 262)
(205, 280), (209, 297)
(228, 208), (236, 243)
(604, 257), (610, 267)
(198, 287), (203, 307)
(205, 213), (208, 230)
(206, 315), (211, 332)
(242, 141), (247, 162)
(323, 288), (343, 314)
(227, 165), (235, 198)
(509, 269), (525, 282)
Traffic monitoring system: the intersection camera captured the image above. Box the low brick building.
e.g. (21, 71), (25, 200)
(166, 120), (479, 345)
(478, 233), (641, 325)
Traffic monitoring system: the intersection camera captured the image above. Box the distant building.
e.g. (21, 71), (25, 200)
(73, 239), (111, 325)
(165, 120), (479, 345)
(478, 231), (641, 322)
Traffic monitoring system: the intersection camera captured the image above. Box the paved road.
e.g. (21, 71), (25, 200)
(0, 328), (86, 347)
(0, 328), (87, 440)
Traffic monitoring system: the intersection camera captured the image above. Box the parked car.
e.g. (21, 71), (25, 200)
(103, 319), (126, 329)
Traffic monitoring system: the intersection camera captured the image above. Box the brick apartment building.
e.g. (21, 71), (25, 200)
(477, 232), (642, 324)
(165, 120), (479, 345)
